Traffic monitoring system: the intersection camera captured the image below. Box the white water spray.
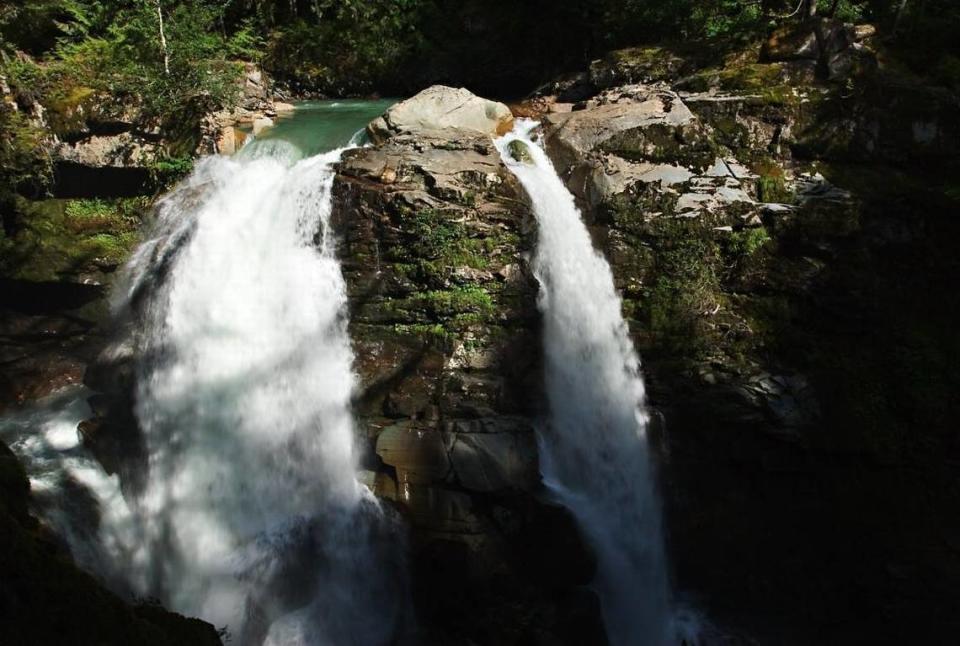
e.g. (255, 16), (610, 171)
(117, 141), (408, 645)
(2, 138), (409, 645)
(0, 387), (136, 590)
(496, 121), (673, 645)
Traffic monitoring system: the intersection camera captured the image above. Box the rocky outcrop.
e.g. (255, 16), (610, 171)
(536, 76), (823, 429)
(366, 85), (514, 143)
(206, 97), (288, 154)
(42, 63), (287, 178)
(30, 83), (163, 198)
(545, 85), (706, 172)
(543, 84), (761, 232)
(202, 64), (292, 155)
(54, 132), (161, 169)
(332, 88), (602, 644)
(670, 22), (960, 165)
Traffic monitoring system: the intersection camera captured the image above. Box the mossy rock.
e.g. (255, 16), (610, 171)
(603, 189), (680, 235)
(602, 122), (719, 172)
(589, 46), (687, 88)
(683, 61), (806, 108)
(45, 86), (140, 141)
(400, 285), (496, 322)
(756, 174), (793, 204)
(394, 208), (521, 286)
(507, 139), (533, 164)
(0, 197), (146, 282)
(45, 85), (97, 140)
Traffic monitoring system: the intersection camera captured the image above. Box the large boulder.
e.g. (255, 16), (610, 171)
(366, 85), (514, 143)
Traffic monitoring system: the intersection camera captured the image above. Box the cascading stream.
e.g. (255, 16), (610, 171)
(117, 140), (408, 645)
(2, 122), (410, 646)
(496, 120), (673, 645)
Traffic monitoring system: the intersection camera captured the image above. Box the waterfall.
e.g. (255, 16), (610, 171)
(496, 121), (673, 645)
(3, 138), (410, 645)
(118, 140), (408, 644)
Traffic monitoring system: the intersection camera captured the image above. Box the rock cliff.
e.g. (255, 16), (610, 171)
(524, 31), (960, 644)
(332, 86), (603, 644)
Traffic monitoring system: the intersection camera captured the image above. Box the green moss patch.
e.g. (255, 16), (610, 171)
(0, 197), (147, 282)
(602, 122), (719, 171)
(46, 85), (97, 139)
(396, 208), (520, 286)
(390, 285), (495, 324)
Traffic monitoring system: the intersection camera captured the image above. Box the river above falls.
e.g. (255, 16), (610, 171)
(248, 99), (397, 157)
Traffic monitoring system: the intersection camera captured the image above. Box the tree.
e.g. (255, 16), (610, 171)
(154, 0), (170, 75)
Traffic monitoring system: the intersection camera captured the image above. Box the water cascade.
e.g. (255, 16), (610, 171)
(3, 120), (409, 645)
(121, 139), (408, 645)
(496, 120), (673, 645)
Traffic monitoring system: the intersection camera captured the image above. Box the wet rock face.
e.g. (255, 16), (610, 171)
(0, 280), (108, 411)
(332, 111), (602, 642)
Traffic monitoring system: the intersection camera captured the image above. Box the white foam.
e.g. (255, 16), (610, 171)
(497, 121), (672, 645)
